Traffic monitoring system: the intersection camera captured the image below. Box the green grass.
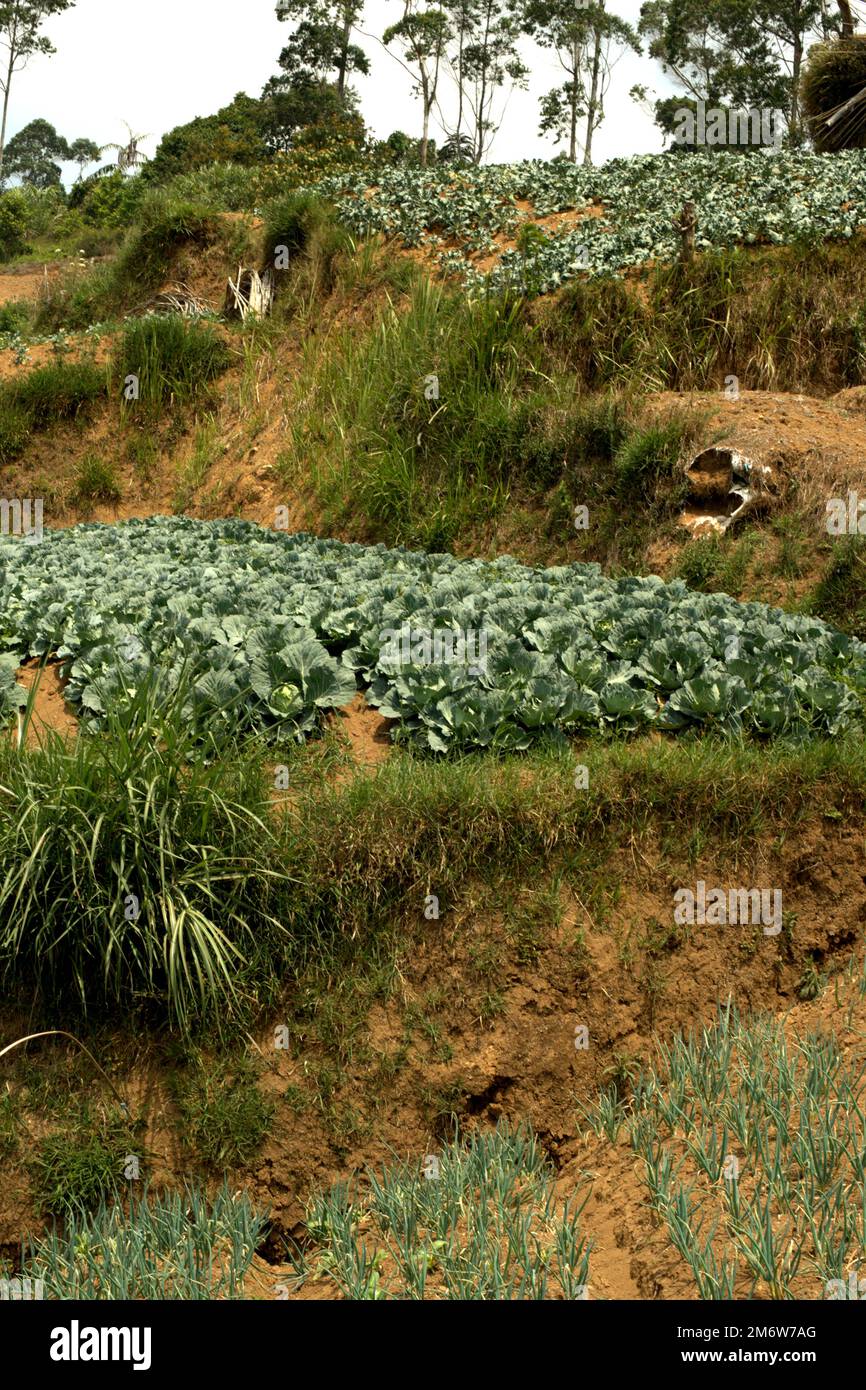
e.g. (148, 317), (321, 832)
(173, 1057), (274, 1171)
(810, 536), (866, 636)
(548, 237), (866, 394)
(116, 314), (233, 415)
(0, 358), (105, 463)
(0, 298), (34, 337)
(1, 668), (863, 1040)
(262, 191), (354, 309)
(675, 533), (756, 597)
(71, 452), (122, 505)
(35, 194), (230, 331)
(30, 1108), (135, 1216)
(279, 271), (705, 555)
(0, 670), (294, 1035)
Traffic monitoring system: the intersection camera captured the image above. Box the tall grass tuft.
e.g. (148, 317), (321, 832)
(116, 314), (233, 413)
(0, 669), (294, 1034)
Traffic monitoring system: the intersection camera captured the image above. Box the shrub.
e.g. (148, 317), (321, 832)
(0, 298), (34, 336)
(0, 189), (31, 260)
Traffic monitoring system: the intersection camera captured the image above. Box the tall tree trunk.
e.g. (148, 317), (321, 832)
(0, 17), (17, 184)
(455, 5), (467, 139)
(420, 69), (430, 165)
(569, 39), (579, 162)
(790, 29), (802, 141)
(583, 28), (602, 165)
(337, 5), (353, 97)
(0, 45), (14, 184)
(474, 3), (492, 164)
(837, 0), (855, 38)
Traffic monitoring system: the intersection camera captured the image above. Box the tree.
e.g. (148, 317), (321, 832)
(524, 0), (640, 163)
(0, 1), (74, 181)
(275, 0), (369, 97)
(143, 93), (272, 182)
(98, 122), (150, 176)
(636, 0), (839, 146)
(384, 3), (451, 165)
(457, 0), (527, 162)
(68, 136), (99, 181)
(262, 68), (361, 152)
(444, 0), (476, 150)
(3, 115), (68, 186)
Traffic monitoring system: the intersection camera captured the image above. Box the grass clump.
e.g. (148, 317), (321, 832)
(0, 671), (294, 1035)
(810, 536), (866, 636)
(262, 191), (353, 306)
(174, 1057), (274, 1171)
(0, 358), (105, 463)
(30, 1109), (134, 1216)
(71, 452), (122, 504)
(116, 314), (233, 414)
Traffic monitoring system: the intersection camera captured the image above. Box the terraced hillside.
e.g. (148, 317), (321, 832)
(2, 144), (866, 1316)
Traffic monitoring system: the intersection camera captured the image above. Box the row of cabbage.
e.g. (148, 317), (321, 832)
(304, 149), (866, 294)
(0, 516), (863, 751)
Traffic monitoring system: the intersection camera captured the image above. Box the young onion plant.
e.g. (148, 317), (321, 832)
(8, 1185), (266, 1299)
(305, 1121), (592, 1300)
(587, 1004), (866, 1299)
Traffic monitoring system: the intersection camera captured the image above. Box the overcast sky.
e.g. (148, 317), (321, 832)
(10, 0), (677, 178)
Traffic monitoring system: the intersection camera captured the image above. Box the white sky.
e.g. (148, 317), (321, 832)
(10, 0), (677, 178)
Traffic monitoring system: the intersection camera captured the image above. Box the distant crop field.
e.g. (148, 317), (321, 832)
(305, 149), (866, 293)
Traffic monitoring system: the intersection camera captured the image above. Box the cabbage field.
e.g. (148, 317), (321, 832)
(1, 516), (863, 751)
(307, 149), (866, 294)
